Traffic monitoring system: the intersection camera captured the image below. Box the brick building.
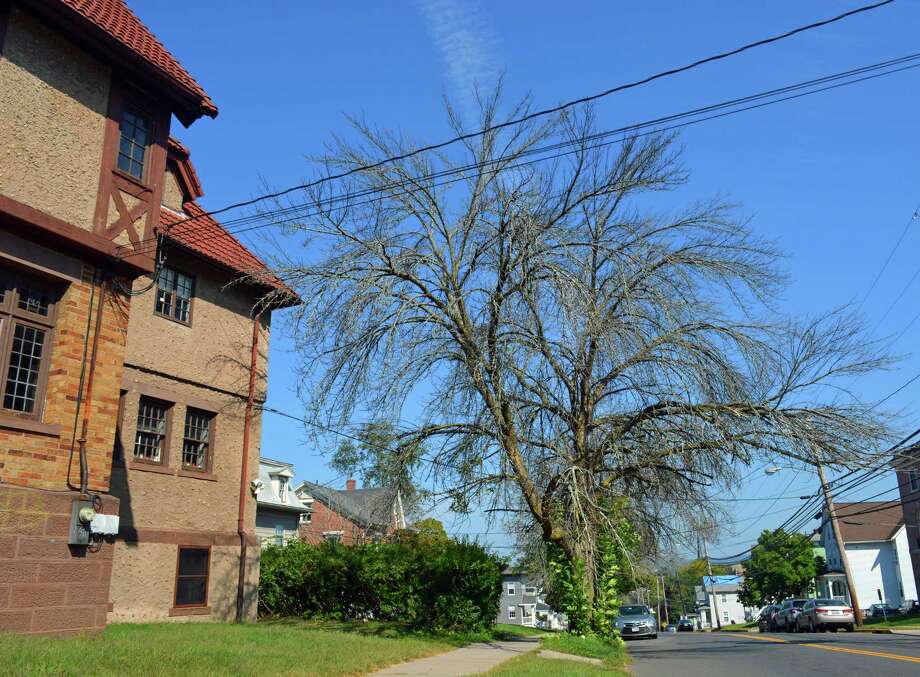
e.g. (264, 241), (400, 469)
(894, 444), (920, 601)
(296, 480), (405, 545)
(0, 0), (293, 634)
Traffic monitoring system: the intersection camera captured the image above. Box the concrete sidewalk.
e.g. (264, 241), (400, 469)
(370, 637), (540, 676)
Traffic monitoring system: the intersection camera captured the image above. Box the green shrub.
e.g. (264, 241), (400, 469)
(259, 538), (503, 633)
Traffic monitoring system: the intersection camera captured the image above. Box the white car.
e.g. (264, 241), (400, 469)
(795, 599), (855, 632)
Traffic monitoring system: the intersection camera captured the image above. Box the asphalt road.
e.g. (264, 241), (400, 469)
(628, 630), (920, 677)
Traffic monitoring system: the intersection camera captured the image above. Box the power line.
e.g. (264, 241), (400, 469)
(125, 51), (920, 260)
(118, 1), (900, 257)
(856, 206), (919, 313)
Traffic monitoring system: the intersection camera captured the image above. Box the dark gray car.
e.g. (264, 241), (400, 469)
(615, 605), (657, 639)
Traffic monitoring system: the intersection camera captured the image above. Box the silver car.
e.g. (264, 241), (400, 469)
(615, 605), (658, 639)
(795, 598), (855, 632)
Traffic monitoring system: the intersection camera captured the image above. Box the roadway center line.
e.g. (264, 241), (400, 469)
(741, 635), (789, 643)
(737, 634), (920, 664)
(799, 643), (920, 664)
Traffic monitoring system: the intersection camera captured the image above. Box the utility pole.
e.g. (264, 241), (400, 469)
(815, 461), (863, 626)
(655, 574), (661, 629)
(662, 574), (670, 626)
(703, 538), (722, 630)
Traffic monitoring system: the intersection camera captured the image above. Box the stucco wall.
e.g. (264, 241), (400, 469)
(108, 541), (258, 623)
(161, 170), (186, 213)
(110, 371), (262, 534)
(123, 248), (270, 397)
(0, 8), (109, 230)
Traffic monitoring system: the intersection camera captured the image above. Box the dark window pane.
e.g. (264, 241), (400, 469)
(17, 281), (51, 316)
(155, 267), (193, 323)
(182, 409), (212, 469)
(118, 109), (149, 180)
(4, 324), (45, 412)
(175, 576), (207, 606)
(134, 397), (167, 462)
(178, 548), (209, 576)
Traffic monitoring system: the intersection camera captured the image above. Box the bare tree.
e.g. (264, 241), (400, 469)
(266, 89), (895, 615)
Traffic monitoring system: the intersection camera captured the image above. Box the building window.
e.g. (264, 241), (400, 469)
(134, 397), (169, 463)
(174, 547), (209, 607)
(279, 477), (289, 503)
(507, 584), (516, 596)
(0, 269), (59, 417)
(275, 524), (284, 547)
(300, 512), (312, 525)
(508, 606), (516, 620)
(117, 109), (150, 180)
(524, 586), (538, 596)
(155, 267), (194, 324)
(721, 594), (727, 604)
(323, 531), (343, 543)
(908, 467), (920, 493)
(182, 408), (213, 471)
(722, 610), (729, 622)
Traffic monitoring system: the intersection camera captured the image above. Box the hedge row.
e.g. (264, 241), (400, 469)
(258, 538), (504, 633)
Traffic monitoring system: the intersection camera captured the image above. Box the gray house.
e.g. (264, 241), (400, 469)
(497, 571), (541, 627)
(255, 458), (311, 547)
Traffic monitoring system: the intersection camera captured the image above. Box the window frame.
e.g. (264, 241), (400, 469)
(508, 606), (516, 620)
(132, 395), (172, 467)
(524, 585), (538, 596)
(322, 531), (344, 543)
(507, 583), (516, 596)
(908, 467), (920, 493)
(173, 545), (210, 609)
(0, 267), (60, 421)
(114, 106), (153, 185)
(154, 266), (196, 326)
(181, 407), (214, 473)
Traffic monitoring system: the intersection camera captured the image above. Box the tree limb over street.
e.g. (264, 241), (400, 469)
(264, 87), (896, 621)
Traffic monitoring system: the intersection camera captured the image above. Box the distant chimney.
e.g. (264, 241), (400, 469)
(346, 479), (356, 491)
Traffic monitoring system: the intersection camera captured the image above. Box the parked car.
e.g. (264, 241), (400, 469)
(666, 624), (678, 633)
(868, 603), (899, 618)
(757, 605), (781, 632)
(795, 599), (855, 633)
(776, 599), (809, 632)
(898, 599), (919, 615)
(677, 619), (694, 632)
(615, 605), (658, 639)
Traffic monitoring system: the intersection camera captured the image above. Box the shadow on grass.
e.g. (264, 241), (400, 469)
(260, 617), (510, 647)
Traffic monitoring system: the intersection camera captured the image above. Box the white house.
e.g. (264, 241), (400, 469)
(695, 575), (755, 628)
(818, 502), (918, 609)
(255, 458), (312, 547)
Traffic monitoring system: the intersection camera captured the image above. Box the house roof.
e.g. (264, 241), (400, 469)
(256, 458), (310, 513)
(295, 481), (398, 529)
(834, 502), (903, 543)
(159, 204), (298, 303)
(40, 0), (217, 122)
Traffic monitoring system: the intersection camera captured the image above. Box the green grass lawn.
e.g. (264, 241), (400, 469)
(484, 633), (629, 676)
(0, 620), (456, 677)
(861, 613), (920, 629)
(541, 633), (625, 663)
(717, 622), (757, 632)
(491, 623), (553, 639)
(483, 654), (629, 676)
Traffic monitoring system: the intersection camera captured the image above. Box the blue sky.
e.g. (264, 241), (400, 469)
(134, 0), (920, 558)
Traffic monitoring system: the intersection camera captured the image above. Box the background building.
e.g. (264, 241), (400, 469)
(295, 480), (405, 544)
(255, 458), (311, 547)
(818, 502), (917, 610)
(695, 575), (754, 628)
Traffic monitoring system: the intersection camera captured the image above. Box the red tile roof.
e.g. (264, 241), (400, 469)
(55, 0), (217, 119)
(159, 203), (296, 302)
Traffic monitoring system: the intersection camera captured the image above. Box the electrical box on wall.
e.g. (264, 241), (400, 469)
(90, 513), (119, 536)
(68, 498), (94, 546)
